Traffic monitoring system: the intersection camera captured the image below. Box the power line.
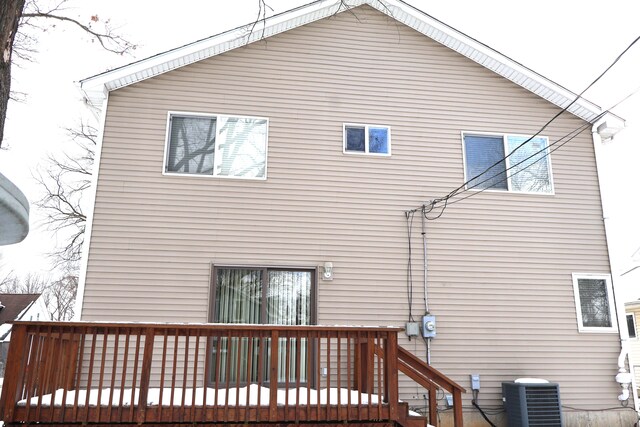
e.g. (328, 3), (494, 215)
(448, 124), (591, 206)
(417, 35), (640, 212)
(446, 83), (640, 206)
(405, 210), (416, 323)
(406, 34), (640, 217)
(452, 122), (592, 200)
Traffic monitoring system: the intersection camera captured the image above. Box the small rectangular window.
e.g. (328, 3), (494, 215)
(165, 112), (268, 179)
(627, 314), (637, 338)
(344, 124), (390, 155)
(462, 133), (553, 194)
(572, 274), (617, 333)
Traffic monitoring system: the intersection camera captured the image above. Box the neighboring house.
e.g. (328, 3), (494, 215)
(625, 301), (640, 389)
(61, 0), (632, 425)
(0, 293), (47, 375)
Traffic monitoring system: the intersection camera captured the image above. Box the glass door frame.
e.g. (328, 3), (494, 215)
(207, 264), (318, 388)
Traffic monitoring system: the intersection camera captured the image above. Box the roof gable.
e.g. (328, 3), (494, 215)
(0, 293), (42, 324)
(79, 0), (623, 134)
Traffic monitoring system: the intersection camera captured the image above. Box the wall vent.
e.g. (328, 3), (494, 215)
(502, 382), (563, 426)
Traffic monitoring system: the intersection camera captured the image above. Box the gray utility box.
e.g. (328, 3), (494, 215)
(502, 381), (563, 427)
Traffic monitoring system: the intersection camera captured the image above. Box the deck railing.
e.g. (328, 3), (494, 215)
(0, 322), (464, 426)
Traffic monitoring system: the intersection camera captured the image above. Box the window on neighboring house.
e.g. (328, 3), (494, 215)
(344, 124), (390, 155)
(627, 314), (637, 338)
(572, 274), (617, 333)
(462, 133), (553, 193)
(209, 266), (315, 384)
(164, 113), (268, 179)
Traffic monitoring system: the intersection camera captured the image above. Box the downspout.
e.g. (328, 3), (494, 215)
(591, 122), (638, 411)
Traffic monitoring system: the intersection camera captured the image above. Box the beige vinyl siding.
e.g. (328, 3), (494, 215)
(82, 5), (620, 410)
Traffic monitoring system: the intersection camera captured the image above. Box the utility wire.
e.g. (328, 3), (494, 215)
(449, 122), (592, 205)
(405, 210), (416, 323)
(407, 72), (640, 218)
(447, 83), (640, 206)
(444, 34), (640, 202)
(406, 34), (640, 217)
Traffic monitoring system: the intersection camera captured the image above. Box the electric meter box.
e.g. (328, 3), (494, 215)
(422, 315), (436, 338)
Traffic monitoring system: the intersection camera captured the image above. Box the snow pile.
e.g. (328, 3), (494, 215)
(18, 385), (380, 408)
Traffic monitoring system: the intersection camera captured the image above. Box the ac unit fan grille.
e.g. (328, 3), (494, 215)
(502, 382), (563, 427)
(525, 387), (562, 425)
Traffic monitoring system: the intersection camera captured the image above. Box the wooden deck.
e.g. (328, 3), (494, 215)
(0, 322), (464, 426)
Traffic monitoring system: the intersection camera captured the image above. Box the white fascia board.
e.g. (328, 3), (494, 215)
(79, 0), (623, 133)
(80, 0), (365, 101)
(371, 0), (622, 129)
(625, 300), (640, 310)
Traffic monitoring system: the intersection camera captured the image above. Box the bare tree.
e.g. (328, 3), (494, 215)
(33, 121), (95, 265)
(0, 270), (47, 294)
(0, 0), (135, 148)
(0, 0), (25, 148)
(0, 267), (76, 320)
(46, 264), (77, 320)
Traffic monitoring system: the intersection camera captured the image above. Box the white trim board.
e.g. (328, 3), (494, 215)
(78, 0), (624, 137)
(73, 93), (109, 321)
(571, 273), (618, 334)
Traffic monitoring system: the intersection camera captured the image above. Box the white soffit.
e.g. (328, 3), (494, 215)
(79, 0), (623, 129)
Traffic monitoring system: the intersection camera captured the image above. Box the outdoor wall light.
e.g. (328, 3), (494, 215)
(322, 262), (333, 281)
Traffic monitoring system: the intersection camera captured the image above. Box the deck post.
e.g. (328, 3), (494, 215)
(136, 328), (155, 424)
(269, 329), (279, 421)
(0, 323), (28, 422)
(428, 384), (438, 427)
(358, 337), (373, 393)
(453, 388), (464, 427)
(383, 331), (399, 421)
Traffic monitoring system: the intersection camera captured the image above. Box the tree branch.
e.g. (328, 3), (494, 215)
(21, 11), (134, 54)
(33, 120), (94, 265)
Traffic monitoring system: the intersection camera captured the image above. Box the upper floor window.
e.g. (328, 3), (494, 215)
(344, 124), (390, 155)
(164, 112), (268, 179)
(572, 273), (617, 333)
(462, 133), (553, 194)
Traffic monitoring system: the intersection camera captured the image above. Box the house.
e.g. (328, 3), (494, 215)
(0, 0), (635, 426)
(625, 301), (640, 392)
(0, 293), (47, 375)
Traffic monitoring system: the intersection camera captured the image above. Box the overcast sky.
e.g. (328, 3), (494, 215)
(1, 0), (639, 296)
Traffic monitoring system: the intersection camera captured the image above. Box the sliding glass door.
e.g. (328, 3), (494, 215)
(211, 267), (314, 385)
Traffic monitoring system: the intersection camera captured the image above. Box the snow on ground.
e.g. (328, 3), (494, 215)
(13, 384), (424, 422)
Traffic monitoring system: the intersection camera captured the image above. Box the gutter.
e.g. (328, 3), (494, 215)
(590, 119), (638, 412)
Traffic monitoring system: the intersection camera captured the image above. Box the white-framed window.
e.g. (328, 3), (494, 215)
(164, 112), (268, 179)
(572, 273), (617, 333)
(627, 313), (637, 339)
(343, 124), (391, 155)
(462, 132), (553, 194)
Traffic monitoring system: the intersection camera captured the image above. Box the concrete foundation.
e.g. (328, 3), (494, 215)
(435, 408), (638, 426)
